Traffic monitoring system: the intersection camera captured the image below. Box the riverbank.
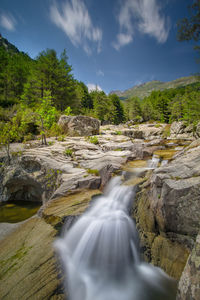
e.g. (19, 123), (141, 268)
(0, 122), (200, 299)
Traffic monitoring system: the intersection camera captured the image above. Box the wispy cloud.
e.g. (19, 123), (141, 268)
(0, 13), (16, 31)
(113, 0), (170, 50)
(97, 69), (104, 76)
(50, 0), (102, 55)
(87, 83), (102, 92)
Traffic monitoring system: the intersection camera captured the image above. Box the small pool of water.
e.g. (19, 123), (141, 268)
(0, 201), (41, 223)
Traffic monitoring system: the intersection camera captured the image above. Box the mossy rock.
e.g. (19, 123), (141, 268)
(151, 235), (190, 280)
(133, 187), (190, 280)
(42, 189), (101, 227)
(0, 217), (64, 300)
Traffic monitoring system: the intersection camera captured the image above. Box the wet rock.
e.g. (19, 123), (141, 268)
(42, 189), (100, 227)
(58, 115), (100, 136)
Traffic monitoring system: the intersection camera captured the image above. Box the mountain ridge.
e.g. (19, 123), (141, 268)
(110, 76), (200, 100)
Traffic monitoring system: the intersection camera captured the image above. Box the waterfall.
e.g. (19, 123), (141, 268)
(148, 154), (160, 169)
(55, 177), (176, 300)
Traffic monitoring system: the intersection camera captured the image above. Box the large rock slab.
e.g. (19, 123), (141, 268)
(41, 189), (100, 227)
(0, 217), (64, 300)
(58, 115), (100, 136)
(170, 121), (195, 140)
(134, 144), (200, 280)
(0, 189), (101, 299)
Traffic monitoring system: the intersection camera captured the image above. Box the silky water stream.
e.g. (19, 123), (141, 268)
(55, 154), (177, 300)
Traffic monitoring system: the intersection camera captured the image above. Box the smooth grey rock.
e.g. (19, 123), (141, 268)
(58, 115), (100, 136)
(170, 121), (186, 134)
(177, 233), (200, 300)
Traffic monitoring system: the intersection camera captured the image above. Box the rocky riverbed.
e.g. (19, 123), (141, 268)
(0, 121), (200, 299)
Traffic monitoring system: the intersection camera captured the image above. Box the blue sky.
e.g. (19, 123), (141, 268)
(0, 0), (199, 94)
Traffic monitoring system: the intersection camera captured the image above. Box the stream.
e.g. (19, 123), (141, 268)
(55, 142), (181, 300)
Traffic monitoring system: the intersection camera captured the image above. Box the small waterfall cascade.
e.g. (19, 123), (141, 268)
(148, 154), (160, 169)
(55, 176), (176, 300)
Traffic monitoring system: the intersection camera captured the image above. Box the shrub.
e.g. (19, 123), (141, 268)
(89, 136), (99, 144)
(115, 131), (122, 135)
(58, 135), (65, 142)
(162, 124), (171, 138)
(64, 148), (73, 157)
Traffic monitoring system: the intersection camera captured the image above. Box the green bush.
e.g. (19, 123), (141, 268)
(64, 148), (73, 157)
(162, 124), (171, 138)
(89, 136), (99, 144)
(115, 131), (122, 135)
(58, 135), (65, 142)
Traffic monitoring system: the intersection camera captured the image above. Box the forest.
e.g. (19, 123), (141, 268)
(0, 36), (200, 146)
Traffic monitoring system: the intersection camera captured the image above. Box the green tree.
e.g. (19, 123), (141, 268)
(141, 99), (156, 121)
(36, 90), (58, 144)
(21, 49), (76, 111)
(0, 47), (32, 107)
(0, 120), (18, 163)
(109, 94), (125, 124)
(177, 0), (200, 62)
(91, 91), (115, 123)
(182, 89), (200, 124)
(170, 93), (185, 122)
(124, 97), (142, 121)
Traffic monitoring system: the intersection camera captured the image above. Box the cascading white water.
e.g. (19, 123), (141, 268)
(55, 177), (176, 300)
(148, 154), (160, 169)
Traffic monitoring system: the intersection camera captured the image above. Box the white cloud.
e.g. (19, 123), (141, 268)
(97, 70), (104, 76)
(0, 13), (16, 31)
(113, 33), (133, 50)
(87, 83), (102, 92)
(50, 0), (102, 54)
(113, 0), (170, 50)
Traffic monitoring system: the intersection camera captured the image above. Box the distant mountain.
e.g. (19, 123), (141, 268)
(110, 76), (200, 100)
(0, 33), (20, 54)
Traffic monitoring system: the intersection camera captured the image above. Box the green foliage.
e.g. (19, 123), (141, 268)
(115, 131), (122, 135)
(64, 148), (73, 157)
(36, 90), (58, 130)
(108, 94), (125, 124)
(140, 83), (200, 124)
(91, 91), (114, 122)
(21, 49), (76, 111)
(64, 106), (72, 116)
(124, 97), (142, 122)
(57, 135), (65, 142)
(0, 45), (33, 107)
(177, 0), (200, 61)
(87, 169), (100, 176)
(0, 120), (19, 162)
(112, 76), (200, 100)
(162, 124), (171, 138)
(88, 136), (99, 145)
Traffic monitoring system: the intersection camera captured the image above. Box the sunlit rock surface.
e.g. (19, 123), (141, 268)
(0, 123), (199, 299)
(58, 115), (100, 136)
(0, 189), (101, 299)
(177, 233), (200, 300)
(134, 142), (200, 280)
